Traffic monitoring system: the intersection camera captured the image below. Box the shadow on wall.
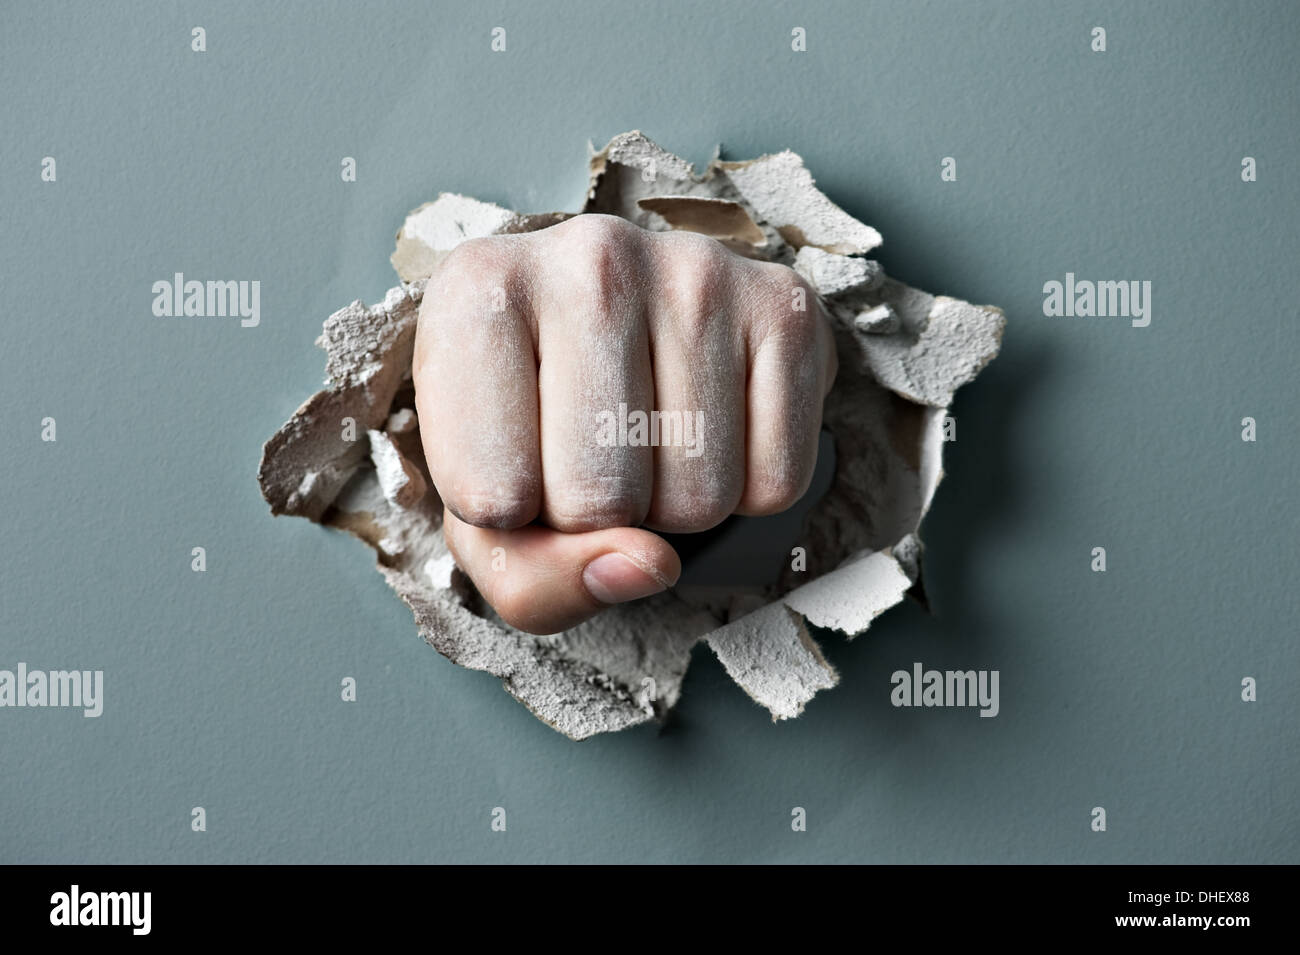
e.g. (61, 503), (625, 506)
(658, 318), (1052, 740)
(916, 335), (1051, 631)
(813, 334), (1053, 745)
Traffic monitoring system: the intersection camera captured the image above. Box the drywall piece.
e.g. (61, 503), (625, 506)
(392, 194), (570, 284)
(424, 553), (457, 590)
(781, 549), (913, 635)
(854, 285), (1005, 408)
(368, 428), (426, 509)
(708, 602), (838, 720)
(584, 131), (792, 260)
(258, 283), (425, 522)
(636, 196), (766, 246)
(854, 303), (899, 335)
(387, 408), (418, 433)
(259, 131), (1005, 739)
(794, 245), (882, 296)
(717, 150), (883, 255)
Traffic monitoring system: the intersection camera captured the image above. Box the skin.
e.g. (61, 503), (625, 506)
(413, 214), (837, 634)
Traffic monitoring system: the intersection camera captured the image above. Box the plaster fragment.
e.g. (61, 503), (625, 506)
(708, 603), (838, 720)
(781, 550), (913, 635)
(855, 302), (899, 335)
(794, 246), (880, 296)
(718, 150), (883, 255)
(392, 194), (570, 284)
(636, 196), (766, 246)
(368, 428), (427, 509)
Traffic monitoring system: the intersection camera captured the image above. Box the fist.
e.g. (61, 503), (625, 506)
(414, 214), (836, 633)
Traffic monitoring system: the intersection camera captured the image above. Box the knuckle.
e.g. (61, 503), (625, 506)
(743, 466), (809, 516)
(550, 215), (642, 305)
(556, 212), (639, 249)
(652, 481), (738, 532)
(546, 487), (649, 532)
(420, 240), (526, 353)
(438, 236), (501, 280)
(433, 238), (517, 306)
(754, 263), (818, 326)
(657, 250), (730, 338)
(448, 488), (538, 530)
(763, 301), (824, 357)
(656, 227), (726, 260)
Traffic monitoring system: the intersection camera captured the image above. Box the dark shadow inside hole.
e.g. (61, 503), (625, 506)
(659, 430), (836, 588)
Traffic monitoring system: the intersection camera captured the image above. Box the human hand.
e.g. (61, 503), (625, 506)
(413, 214), (836, 634)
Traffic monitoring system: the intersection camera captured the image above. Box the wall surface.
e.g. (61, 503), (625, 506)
(2, 0), (1296, 863)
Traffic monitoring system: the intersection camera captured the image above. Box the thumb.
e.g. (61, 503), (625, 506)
(442, 506), (681, 635)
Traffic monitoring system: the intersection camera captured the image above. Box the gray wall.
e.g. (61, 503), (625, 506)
(1, 0), (1296, 863)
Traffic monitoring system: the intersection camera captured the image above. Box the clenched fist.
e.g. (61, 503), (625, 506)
(413, 214), (837, 634)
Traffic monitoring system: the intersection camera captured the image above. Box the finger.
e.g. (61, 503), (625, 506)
(533, 216), (654, 531)
(644, 232), (747, 532)
(442, 506), (681, 635)
(414, 239), (541, 529)
(736, 266), (836, 515)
